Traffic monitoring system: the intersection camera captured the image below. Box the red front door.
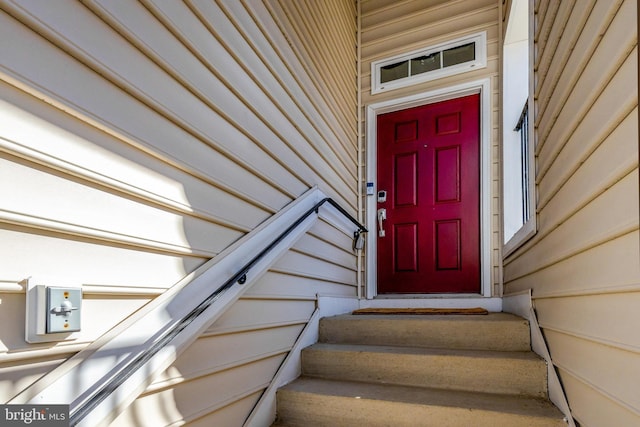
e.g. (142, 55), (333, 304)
(376, 94), (480, 293)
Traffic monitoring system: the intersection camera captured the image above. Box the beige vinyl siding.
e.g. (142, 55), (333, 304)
(265, 0), (358, 147)
(503, 0), (639, 425)
(0, 0), (357, 424)
(360, 0), (502, 294)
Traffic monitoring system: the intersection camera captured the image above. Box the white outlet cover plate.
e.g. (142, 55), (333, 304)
(25, 278), (82, 343)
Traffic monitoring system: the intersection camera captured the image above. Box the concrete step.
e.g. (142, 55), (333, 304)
(319, 312), (531, 351)
(301, 343), (548, 398)
(275, 377), (566, 427)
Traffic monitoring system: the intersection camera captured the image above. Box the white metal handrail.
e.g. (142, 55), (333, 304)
(10, 188), (366, 427)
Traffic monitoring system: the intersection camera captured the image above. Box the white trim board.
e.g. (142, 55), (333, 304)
(503, 290), (575, 427)
(365, 78), (493, 299)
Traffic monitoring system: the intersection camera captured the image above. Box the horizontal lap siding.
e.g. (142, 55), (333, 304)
(265, 0), (358, 154)
(503, 0), (639, 425)
(360, 0), (501, 294)
(0, 0), (358, 424)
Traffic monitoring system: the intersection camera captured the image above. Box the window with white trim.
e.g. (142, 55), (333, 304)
(371, 32), (487, 94)
(502, 0), (536, 256)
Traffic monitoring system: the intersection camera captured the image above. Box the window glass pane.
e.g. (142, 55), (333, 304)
(380, 61), (409, 83)
(410, 52), (441, 76)
(443, 42), (475, 67)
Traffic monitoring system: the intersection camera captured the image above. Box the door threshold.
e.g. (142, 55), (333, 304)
(360, 296), (503, 312)
(375, 293), (485, 299)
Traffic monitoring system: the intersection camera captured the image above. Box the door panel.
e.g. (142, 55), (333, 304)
(376, 94), (480, 293)
(435, 219), (460, 270)
(394, 153), (417, 206)
(435, 146), (460, 202)
(394, 223), (418, 272)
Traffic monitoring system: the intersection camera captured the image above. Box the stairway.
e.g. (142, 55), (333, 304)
(273, 312), (566, 426)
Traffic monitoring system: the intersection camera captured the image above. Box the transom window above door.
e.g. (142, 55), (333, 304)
(371, 32), (487, 94)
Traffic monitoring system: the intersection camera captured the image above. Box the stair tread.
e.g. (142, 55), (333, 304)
(327, 312), (526, 323)
(319, 312), (532, 351)
(280, 377), (564, 419)
(307, 342), (543, 360)
(302, 342), (547, 397)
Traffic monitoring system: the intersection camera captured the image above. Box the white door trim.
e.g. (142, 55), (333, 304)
(365, 78), (492, 299)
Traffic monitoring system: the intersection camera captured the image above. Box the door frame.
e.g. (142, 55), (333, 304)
(366, 78), (492, 299)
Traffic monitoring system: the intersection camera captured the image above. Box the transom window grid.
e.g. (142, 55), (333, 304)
(372, 32), (487, 94)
